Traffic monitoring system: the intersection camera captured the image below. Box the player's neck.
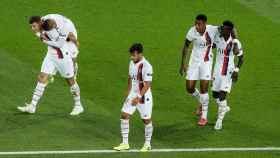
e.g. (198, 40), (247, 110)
(223, 35), (230, 41)
(133, 56), (144, 64)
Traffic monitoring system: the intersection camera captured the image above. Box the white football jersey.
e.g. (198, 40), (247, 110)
(43, 29), (69, 59)
(214, 35), (243, 76)
(186, 25), (218, 63)
(129, 57), (153, 99)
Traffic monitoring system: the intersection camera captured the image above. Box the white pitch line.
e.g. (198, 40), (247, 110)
(0, 147), (279, 155)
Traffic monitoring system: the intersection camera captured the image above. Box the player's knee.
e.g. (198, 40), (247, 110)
(37, 73), (48, 84)
(121, 112), (130, 120)
(186, 86), (195, 94)
(212, 91), (219, 99)
(219, 91), (227, 101)
(142, 119), (151, 125)
(66, 78), (76, 86)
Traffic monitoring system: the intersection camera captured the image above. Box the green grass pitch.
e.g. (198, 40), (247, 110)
(0, 0), (279, 157)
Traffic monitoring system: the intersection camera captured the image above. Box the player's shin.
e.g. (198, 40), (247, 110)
(70, 82), (82, 107)
(120, 119), (129, 144)
(191, 88), (200, 101)
(200, 93), (209, 119)
(31, 82), (47, 108)
(69, 82), (84, 115)
(217, 100), (230, 121)
(144, 122), (153, 146)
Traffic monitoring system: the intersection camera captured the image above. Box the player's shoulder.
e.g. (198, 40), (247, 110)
(187, 26), (196, 33)
(233, 38), (242, 48)
(233, 38), (241, 44)
(143, 58), (153, 70)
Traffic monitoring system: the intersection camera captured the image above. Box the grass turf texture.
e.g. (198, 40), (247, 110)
(0, 0), (279, 157)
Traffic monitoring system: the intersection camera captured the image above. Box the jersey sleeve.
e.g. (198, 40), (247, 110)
(143, 63), (153, 82)
(233, 39), (243, 56)
(186, 27), (195, 41)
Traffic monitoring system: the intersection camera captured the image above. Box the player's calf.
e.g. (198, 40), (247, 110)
(113, 112), (131, 151)
(198, 93), (209, 123)
(142, 119), (153, 150)
(214, 91), (230, 130)
(67, 78), (84, 115)
(18, 72), (49, 114)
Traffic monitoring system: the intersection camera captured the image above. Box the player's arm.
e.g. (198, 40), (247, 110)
(131, 81), (151, 105)
(232, 42), (244, 82)
(126, 76), (132, 97)
(139, 81), (151, 97)
(179, 39), (191, 76)
(67, 33), (80, 48)
(132, 65), (153, 105)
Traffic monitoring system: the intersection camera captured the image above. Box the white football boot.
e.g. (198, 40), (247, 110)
(70, 105), (84, 116)
(17, 103), (36, 114)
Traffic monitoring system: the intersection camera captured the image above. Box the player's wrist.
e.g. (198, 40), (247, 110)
(137, 94), (143, 98)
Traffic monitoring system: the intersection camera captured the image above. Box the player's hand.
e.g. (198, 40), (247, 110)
(179, 64), (187, 76)
(131, 97), (140, 106)
(232, 71), (238, 82)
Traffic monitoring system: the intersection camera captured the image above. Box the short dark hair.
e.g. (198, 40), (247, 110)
(29, 16), (41, 24)
(41, 19), (52, 31)
(196, 14), (207, 22)
(129, 43), (143, 54)
(223, 20), (234, 29)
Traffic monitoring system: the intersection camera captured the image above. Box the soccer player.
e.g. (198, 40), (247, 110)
(179, 14), (219, 126)
(28, 14), (80, 80)
(113, 43), (153, 152)
(17, 18), (84, 116)
(212, 20), (244, 130)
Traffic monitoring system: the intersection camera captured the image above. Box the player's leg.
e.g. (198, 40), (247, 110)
(57, 56), (84, 115)
(66, 77), (84, 115)
(114, 98), (136, 151)
(212, 91), (220, 106)
(198, 80), (210, 125)
(138, 97), (153, 152)
(17, 72), (49, 113)
(186, 63), (200, 101)
(214, 91), (230, 130)
(140, 119), (153, 152)
(186, 80), (202, 116)
(18, 56), (54, 113)
(186, 62), (202, 115)
(214, 75), (232, 130)
(186, 80), (200, 100)
(197, 61), (212, 126)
